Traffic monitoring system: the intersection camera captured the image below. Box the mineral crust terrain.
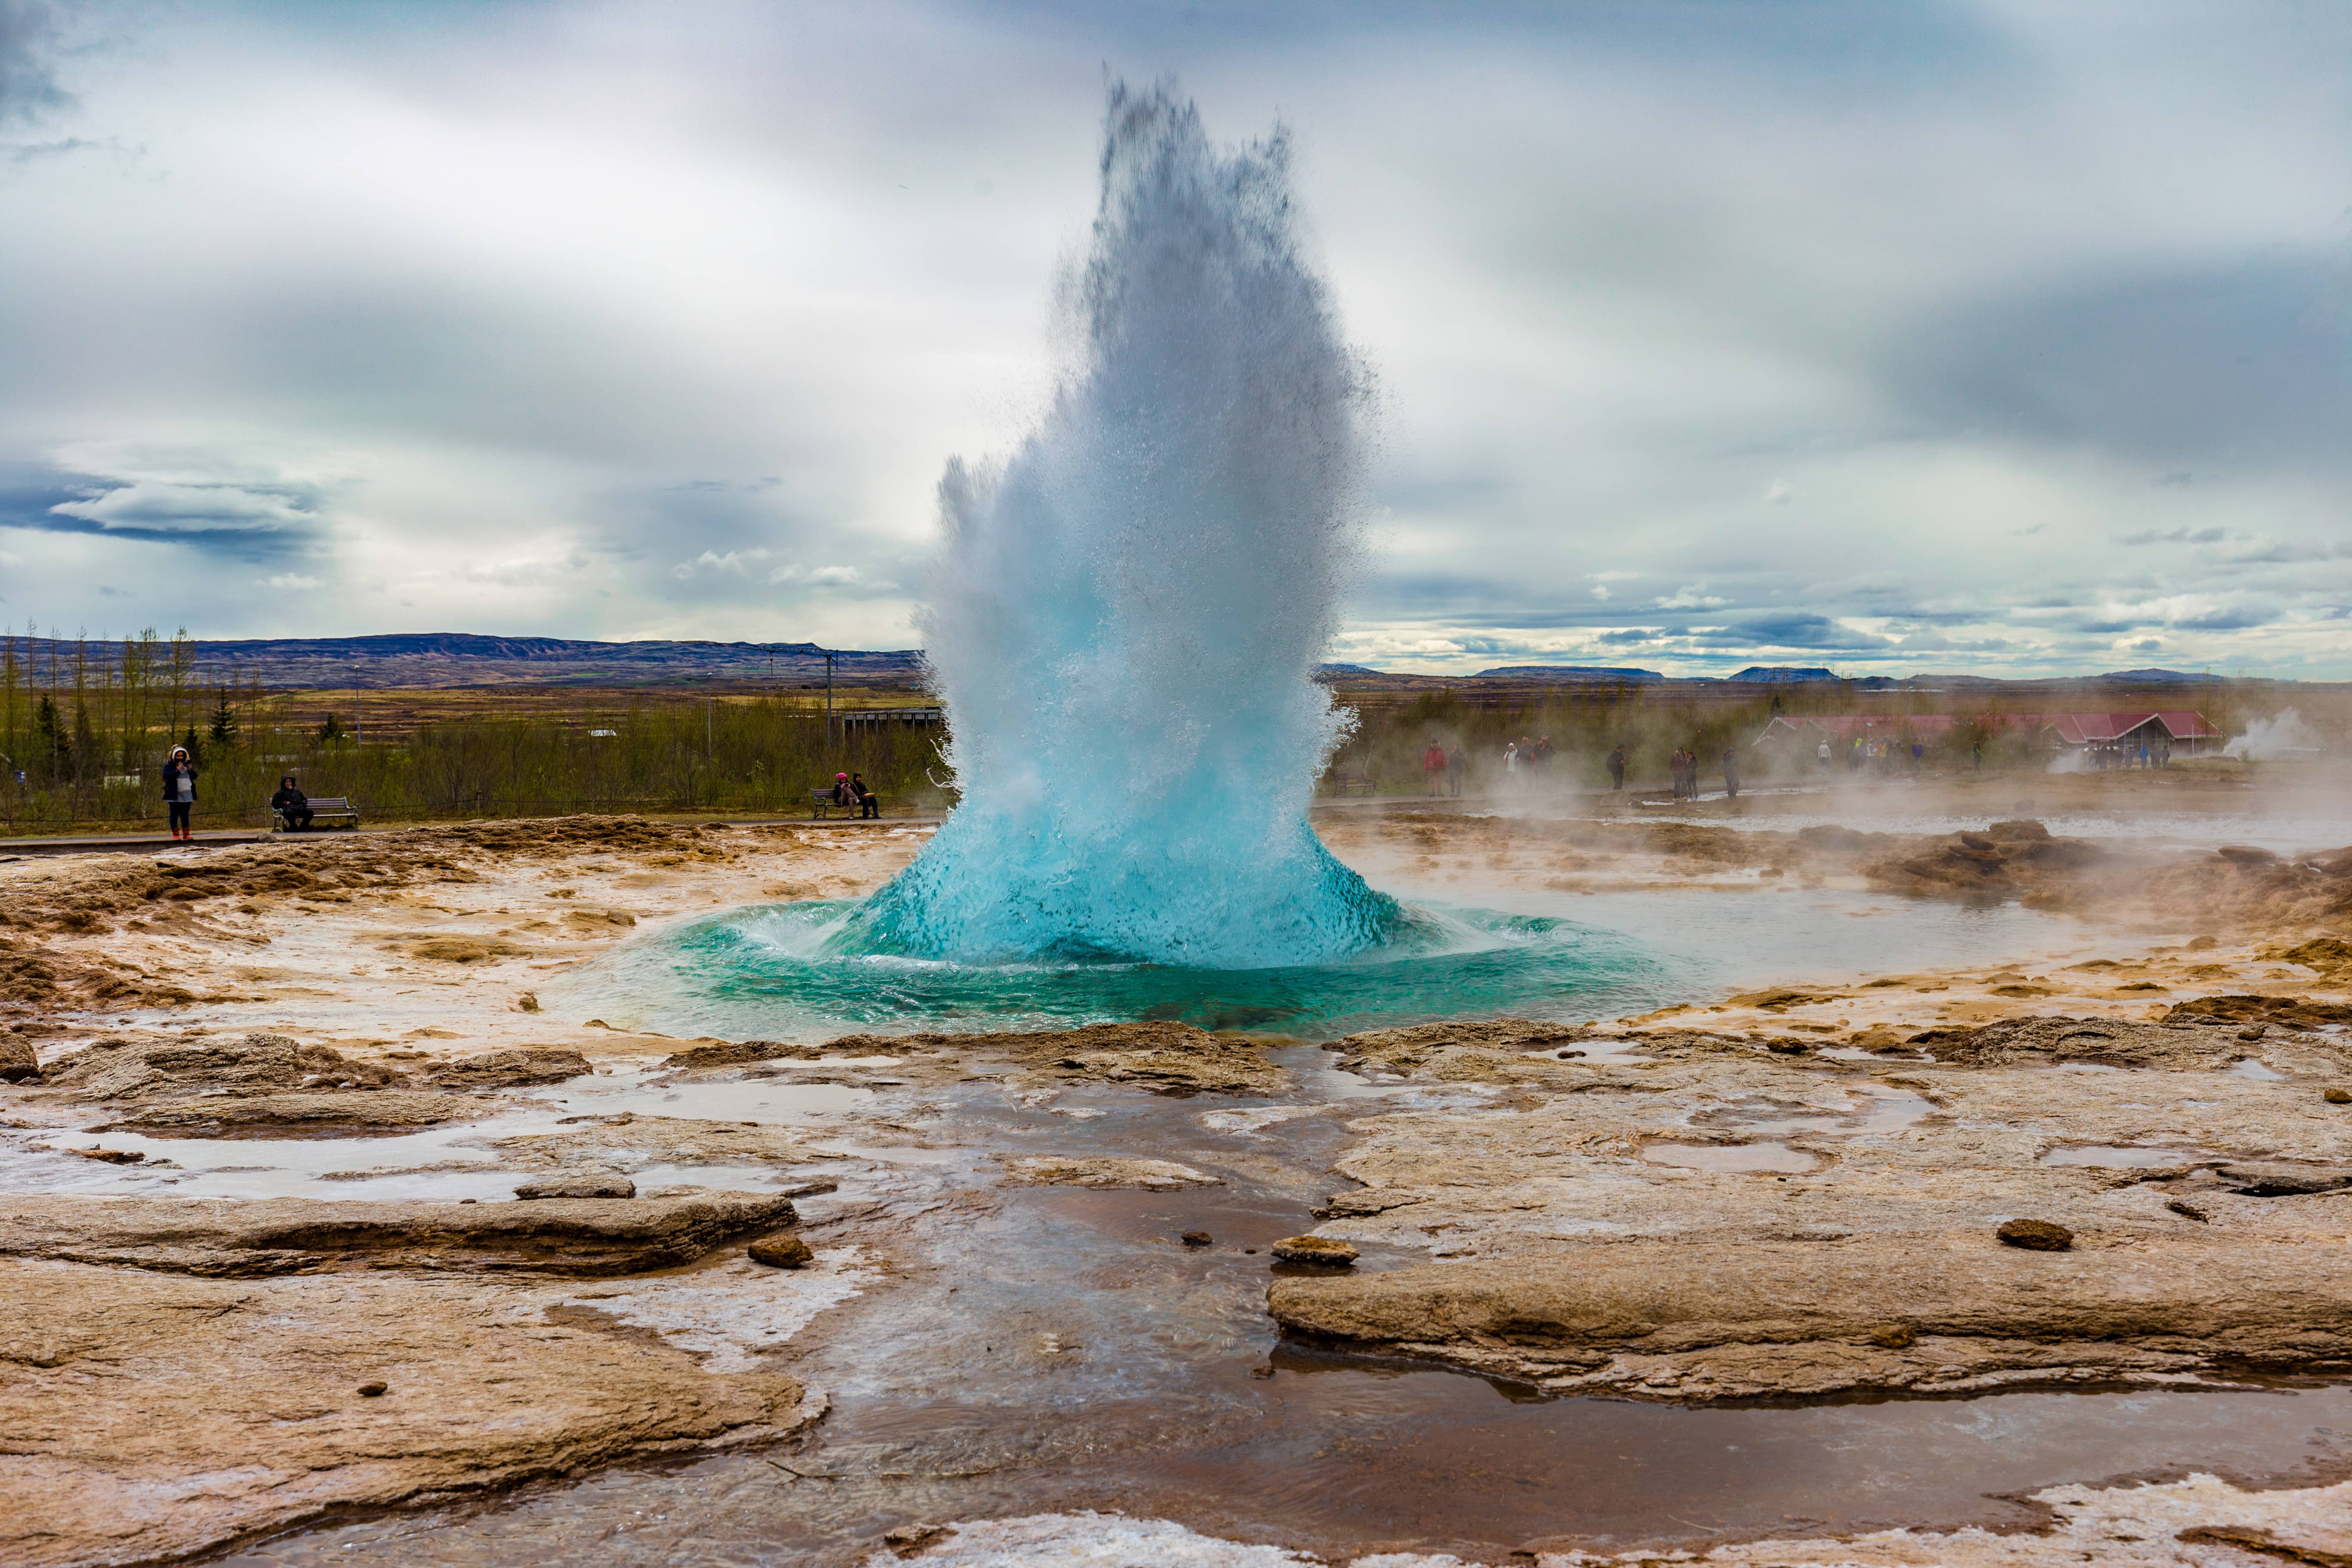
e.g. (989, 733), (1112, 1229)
(4, 781), (2352, 1565)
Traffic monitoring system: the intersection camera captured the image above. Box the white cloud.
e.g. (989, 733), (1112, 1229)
(768, 563), (864, 587)
(1656, 585), (1730, 610)
(261, 573), (322, 590)
(674, 548), (775, 579)
(50, 480), (315, 533)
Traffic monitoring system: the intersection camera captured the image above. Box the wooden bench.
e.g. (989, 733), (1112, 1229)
(274, 796), (360, 831)
(811, 789), (848, 820)
(1325, 769), (1375, 797)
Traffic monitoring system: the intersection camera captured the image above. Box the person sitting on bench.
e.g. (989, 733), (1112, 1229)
(851, 770), (879, 819)
(272, 775), (314, 831)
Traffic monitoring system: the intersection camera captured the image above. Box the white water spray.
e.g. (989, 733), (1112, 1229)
(847, 83), (1397, 967)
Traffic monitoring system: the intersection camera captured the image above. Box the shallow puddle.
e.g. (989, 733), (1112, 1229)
(1641, 1140), (1824, 1174)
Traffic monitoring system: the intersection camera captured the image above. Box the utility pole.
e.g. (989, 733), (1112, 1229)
(824, 649), (835, 738)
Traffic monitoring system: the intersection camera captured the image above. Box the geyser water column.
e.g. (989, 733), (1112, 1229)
(847, 83), (1399, 968)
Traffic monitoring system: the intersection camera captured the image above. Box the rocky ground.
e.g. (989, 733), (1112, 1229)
(5, 785), (2352, 1565)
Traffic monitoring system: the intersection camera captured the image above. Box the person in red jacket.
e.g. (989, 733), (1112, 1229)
(1421, 741), (1446, 796)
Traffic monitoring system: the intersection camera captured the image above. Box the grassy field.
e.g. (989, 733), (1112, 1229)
(1, 679), (948, 836)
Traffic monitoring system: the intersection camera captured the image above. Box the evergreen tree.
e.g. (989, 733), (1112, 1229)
(182, 726), (205, 770)
(208, 688), (239, 750)
(318, 713), (348, 744)
(33, 695), (70, 784)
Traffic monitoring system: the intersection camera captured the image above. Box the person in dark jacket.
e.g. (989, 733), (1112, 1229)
(831, 772), (856, 809)
(271, 776), (313, 831)
(161, 747), (198, 840)
(1721, 747), (1740, 800)
(851, 771), (879, 819)
(1607, 744), (1626, 791)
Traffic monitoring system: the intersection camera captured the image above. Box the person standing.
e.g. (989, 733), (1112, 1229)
(1503, 740), (1519, 777)
(1446, 744), (1466, 797)
(161, 746), (198, 841)
(1607, 744), (1626, 791)
(1721, 746), (1740, 800)
(1816, 738), (1831, 772)
(1422, 741), (1447, 796)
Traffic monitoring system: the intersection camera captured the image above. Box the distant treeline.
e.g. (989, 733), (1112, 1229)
(0, 630), (946, 833)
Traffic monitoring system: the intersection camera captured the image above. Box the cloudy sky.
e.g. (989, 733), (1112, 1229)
(1, 0), (2345, 676)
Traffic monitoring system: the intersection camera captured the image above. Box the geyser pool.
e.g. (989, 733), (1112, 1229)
(571, 897), (1681, 1040)
(845, 82), (1393, 971)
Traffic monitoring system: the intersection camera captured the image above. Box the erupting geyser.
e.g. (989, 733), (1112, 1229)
(845, 82), (1399, 968)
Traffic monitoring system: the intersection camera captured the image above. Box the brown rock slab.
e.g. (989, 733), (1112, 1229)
(492, 1114), (822, 1172)
(94, 1090), (479, 1138)
(747, 1234), (814, 1268)
(0, 1031), (39, 1082)
(0, 1257), (812, 1568)
(1997, 1218), (2074, 1250)
(996, 1155), (1219, 1190)
(429, 1048), (593, 1088)
(2168, 994), (2352, 1030)
(2219, 1161), (2352, 1196)
(514, 1176), (636, 1200)
(1906, 1015), (2243, 1069)
(1268, 1236), (2352, 1400)
(42, 1033), (403, 1101)
(400, 935), (532, 964)
(0, 1191), (798, 1277)
(1271, 1235), (1358, 1266)
(661, 1040), (824, 1071)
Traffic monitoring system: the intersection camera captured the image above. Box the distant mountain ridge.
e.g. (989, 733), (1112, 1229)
(0, 632), (926, 690)
(1472, 665), (1666, 683)
(0, 632), (2258, 693)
